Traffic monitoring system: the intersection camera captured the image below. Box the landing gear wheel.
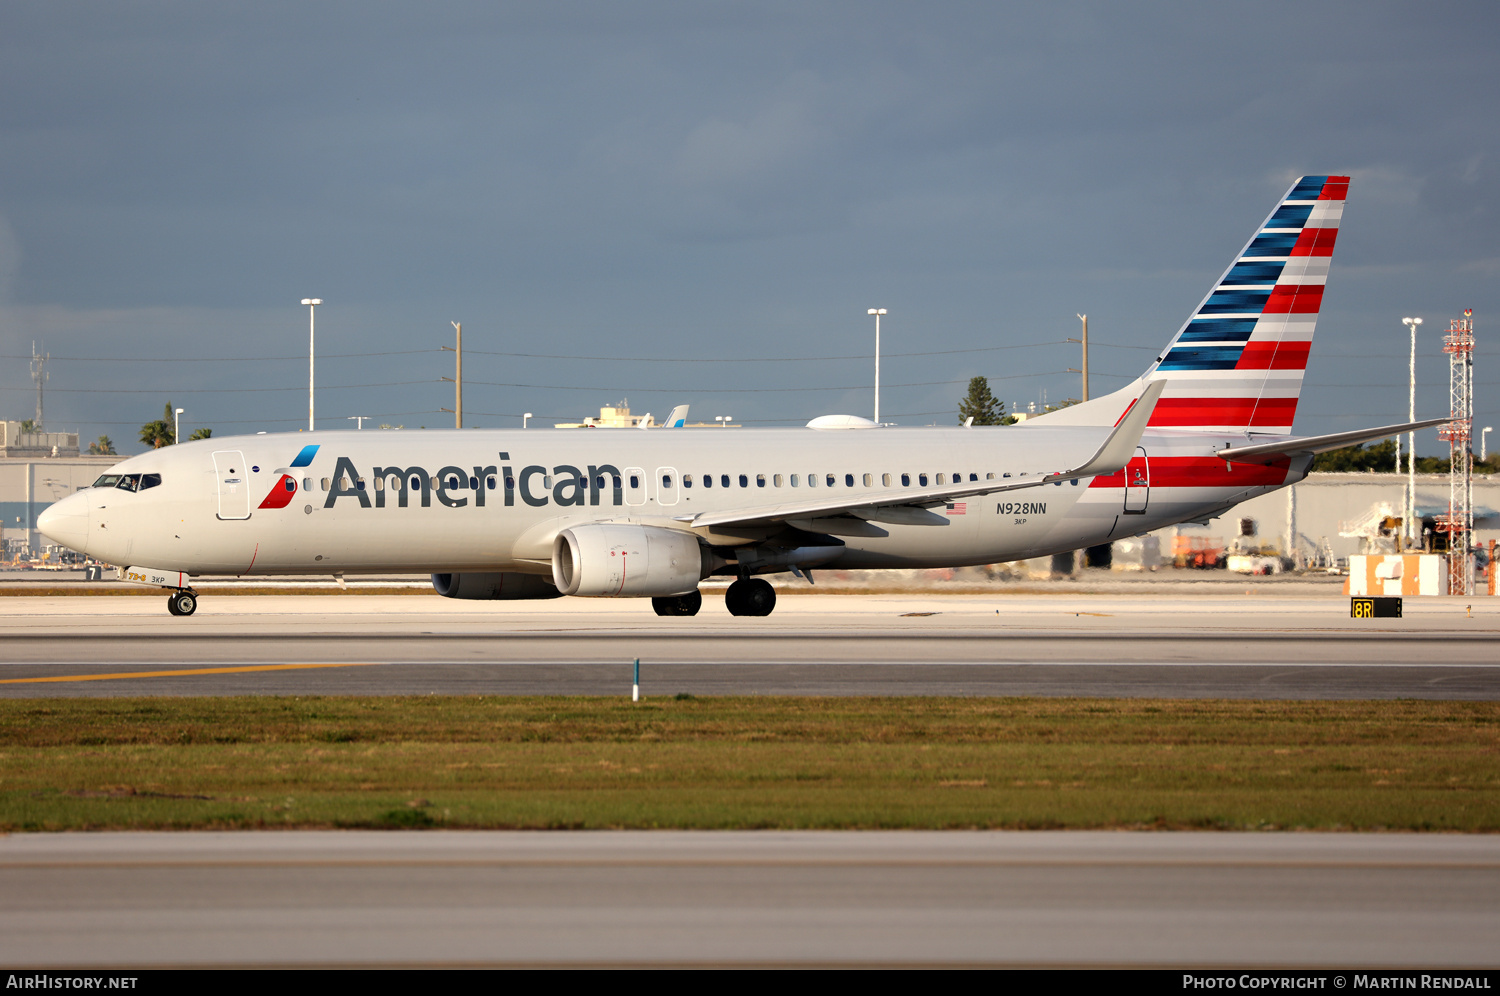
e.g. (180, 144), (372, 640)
(652, 590), (703, 617)
(167, 590), (198, 617)
(725, 578), (776, 617)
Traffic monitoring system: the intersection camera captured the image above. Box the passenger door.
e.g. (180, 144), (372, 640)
(655, 467), (679, 507)
(213, 450), (251, 520)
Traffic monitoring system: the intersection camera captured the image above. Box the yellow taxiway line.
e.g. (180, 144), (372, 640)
(0, 662), (381, 685)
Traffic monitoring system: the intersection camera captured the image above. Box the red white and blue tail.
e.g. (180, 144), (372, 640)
(1034, 175), (1348, 434)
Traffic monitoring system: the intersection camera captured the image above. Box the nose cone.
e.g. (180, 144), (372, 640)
(38, 491), (90, 554)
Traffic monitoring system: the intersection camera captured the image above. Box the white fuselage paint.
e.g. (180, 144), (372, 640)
(41, 424), (1302, 579)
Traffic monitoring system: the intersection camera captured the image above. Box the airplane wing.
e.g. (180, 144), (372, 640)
(1216, 418), (1451, 466)
(682, 380), (1166, 529)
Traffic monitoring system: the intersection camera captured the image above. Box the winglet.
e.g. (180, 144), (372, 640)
(1044, 379), (1165, 483)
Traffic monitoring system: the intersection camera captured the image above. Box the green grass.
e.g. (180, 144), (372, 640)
(0, 696), (1495, 831)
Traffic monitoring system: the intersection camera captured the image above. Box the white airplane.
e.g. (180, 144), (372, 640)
(40, 175), (1444, 617)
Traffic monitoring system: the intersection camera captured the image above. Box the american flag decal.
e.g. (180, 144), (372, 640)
(946, 502), (966, 515)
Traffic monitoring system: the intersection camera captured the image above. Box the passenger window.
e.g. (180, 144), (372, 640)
(863, 473), (872, 487)
(629, 475), (640, 489)
(844, 474), (854, 487)
(703, 474), (713, 488)
(790, 474), (799, 487)
(969, 473), (978, 482)
(721, 475), (730, 488)
(374, 477), (384, 492)
(321, 478), (330, 491)
(1071, 479), (1079, 486)
(774, 474), (783, 487)
(540, 475), (551, 489)
(662, 474), (673, 488)
(285, 478), (296, 493)
(901, 474), (910, 487)
(139, 473), (162, 491)
(357, 478), (367, 491)
(808, 473), (818, 488)
(611, 475), (620, 489)
(919, 474), (928, 486)
(882, 473), (891, 487)
(488, 476), (497, 490)
(683, 474), (693, 488)
(756, 474), (766, 488)
(469, 476), (478, 490)
(986, 472), (995, 480)
(825, 474), (835, 487)
(305, 478), (313, 491)
(936, 473), (946, 485)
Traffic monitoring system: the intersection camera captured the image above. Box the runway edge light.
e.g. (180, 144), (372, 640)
(633, 658), (640, 703)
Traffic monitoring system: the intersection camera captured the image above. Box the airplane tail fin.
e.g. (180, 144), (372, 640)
(1030, 175), (1348, 433)
(665, 404), (689, 428)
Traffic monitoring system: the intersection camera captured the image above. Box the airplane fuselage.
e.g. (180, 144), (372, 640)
(45, 424), (1304, 578)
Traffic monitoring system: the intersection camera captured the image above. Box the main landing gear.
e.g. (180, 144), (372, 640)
(166, 589), (199, 616)
(725, 577), (776, 617)
(652, 590), (703, 617)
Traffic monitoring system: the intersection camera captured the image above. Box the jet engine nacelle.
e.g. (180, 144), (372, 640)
(552, 524), (707, 597)
(431, 572), (563, 600)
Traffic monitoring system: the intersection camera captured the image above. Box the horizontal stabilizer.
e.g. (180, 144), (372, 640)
(1216, 418), (1451, 466)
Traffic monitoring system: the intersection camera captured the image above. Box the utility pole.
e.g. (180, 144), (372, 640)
(1068, 315), (1090, 402)
(441, 321), (463, 428)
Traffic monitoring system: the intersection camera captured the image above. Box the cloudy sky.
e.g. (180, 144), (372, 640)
(1, 1), (1497, 453)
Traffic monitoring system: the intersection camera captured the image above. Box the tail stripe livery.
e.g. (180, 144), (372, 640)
(1149, 175), (1348, 433)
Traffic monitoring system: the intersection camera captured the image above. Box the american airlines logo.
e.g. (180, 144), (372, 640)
(262, 448), (627, 511)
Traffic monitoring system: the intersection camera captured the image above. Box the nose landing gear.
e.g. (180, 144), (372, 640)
(166, 589), (199, 616)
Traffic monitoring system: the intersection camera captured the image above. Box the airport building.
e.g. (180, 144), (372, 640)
(0, 422), (118, 561)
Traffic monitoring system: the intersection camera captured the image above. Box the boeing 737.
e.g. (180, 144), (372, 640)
(39, 175), (1445, 617)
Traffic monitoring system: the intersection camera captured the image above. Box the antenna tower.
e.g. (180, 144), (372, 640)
(29, 342), (47, 431)
(1435, 310), (1475, 595)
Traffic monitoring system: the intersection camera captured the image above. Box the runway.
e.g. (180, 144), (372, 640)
(1, 830), (1494, 967)
(3, 591), (1498, 698)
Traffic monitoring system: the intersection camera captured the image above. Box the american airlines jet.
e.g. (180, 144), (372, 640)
(40, 175), (1442, 617)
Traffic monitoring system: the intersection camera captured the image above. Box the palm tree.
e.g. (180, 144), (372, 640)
(189, 427), (213, 440)
(139, 402), (175, 449)
(87, 435), (116, 455)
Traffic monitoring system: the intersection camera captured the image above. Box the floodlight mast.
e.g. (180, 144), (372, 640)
(1403, 317), (1423, 545)
(868, 308), (887, 423)
(302, 299), (323, 431)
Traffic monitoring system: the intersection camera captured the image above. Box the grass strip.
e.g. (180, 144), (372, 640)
(0, 696), (1495, 832)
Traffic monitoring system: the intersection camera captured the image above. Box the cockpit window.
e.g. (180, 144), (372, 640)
(92, 474), (121, 489)
(116, 474), (141, 492)
(139, 473), (162, 491)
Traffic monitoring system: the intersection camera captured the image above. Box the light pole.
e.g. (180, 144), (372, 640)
(716, 415), (733, 428)
(301, 299), (322, 430)
(1403, 317), (1423, 545)
(347, 416), (369, 430)
(867, 308), (887, 423)
(173, 408), (184, 445)
(523, 413), (533, 429)
(1483, 427), (1494, 463)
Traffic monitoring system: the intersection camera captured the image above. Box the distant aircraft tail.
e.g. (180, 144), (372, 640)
(1032, 175), (1348, 434)
(664, 404), (689, 428)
